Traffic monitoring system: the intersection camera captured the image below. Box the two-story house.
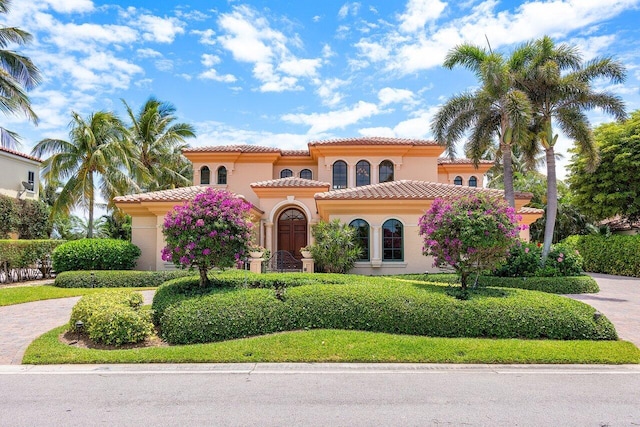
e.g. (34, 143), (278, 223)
(114, 137), (542, 274)
(0, 147), (41, 200)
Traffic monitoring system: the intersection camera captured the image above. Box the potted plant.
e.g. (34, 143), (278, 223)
(248, 245), (265, 258)
(300, 246), (312, 259)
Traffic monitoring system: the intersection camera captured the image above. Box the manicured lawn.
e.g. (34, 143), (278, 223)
(0, 286), (154, 307)
(24, 327), (640, 364)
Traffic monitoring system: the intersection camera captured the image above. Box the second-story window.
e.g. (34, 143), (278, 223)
(332, 160), (347, 189)
(27, 171), (35, 191)
(356, 160), (370, 186)
(280, 169), (293, 178)
(217, 166), (227, 185)
(300, 169), (312, 179)
(468, 176), (478, 187)
(453, 176), (463, 186)
(200, 166), (210, 185)
(379, 160), (394, 183)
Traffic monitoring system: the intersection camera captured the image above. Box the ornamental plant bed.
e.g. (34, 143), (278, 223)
(60, 329), (168, 350)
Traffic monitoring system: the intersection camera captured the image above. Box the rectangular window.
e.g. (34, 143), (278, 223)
(27, 171), (35, 191)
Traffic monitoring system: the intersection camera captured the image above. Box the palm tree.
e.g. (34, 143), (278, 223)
(31, 111), (137, 238)
(0, 0), (41, 148)
(123, 97), (196, 191)
(431, 43), (534, 207)
(517, 36), (627, 261)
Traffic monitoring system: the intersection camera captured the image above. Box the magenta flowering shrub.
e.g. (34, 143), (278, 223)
(419, 194), (524, 289)
(161, 188), (253, 287)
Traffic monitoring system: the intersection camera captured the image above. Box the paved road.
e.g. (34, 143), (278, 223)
(0, 291), (156, 364)
(1, 364), (639, 426)
(567, 273), (640, 347)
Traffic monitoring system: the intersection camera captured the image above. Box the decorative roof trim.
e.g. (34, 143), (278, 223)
(0, 147), (42, 163)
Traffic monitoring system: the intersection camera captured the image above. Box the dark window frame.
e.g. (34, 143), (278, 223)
(453, 176), (463, 186)
(468, 176), (478, 187)
(349, 219), (370, 261)
(280, 169), (293, 178)
(200, 166), (211, 185)
(217, 166), (227, 185)
(379, 160), (394, 183)
(382, 219), (403, 262)
(332, 160), (347, 189)
(300, 169), (312, 179)
(356, 160), (371, 187)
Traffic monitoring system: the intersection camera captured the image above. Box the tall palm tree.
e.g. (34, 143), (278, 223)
(432, 43), (534, 207)
(123, 97), (196, 191)
(31, 111), (137, 238)
(0, 0), (41, 147)
(517, 36), (627, 261)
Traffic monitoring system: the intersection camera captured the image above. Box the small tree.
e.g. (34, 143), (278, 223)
(161, 188), (253, 287)
(310, 219), (361, 273)
(419, 194), (523, 289)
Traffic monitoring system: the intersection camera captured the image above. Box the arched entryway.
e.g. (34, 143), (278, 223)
(277, 208), (307, 259)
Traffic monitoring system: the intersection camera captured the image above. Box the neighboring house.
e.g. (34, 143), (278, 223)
(0, 147), (41, 200)
(115, 137), (543, 273)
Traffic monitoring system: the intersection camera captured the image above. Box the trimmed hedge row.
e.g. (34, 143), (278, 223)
(0, 240), (62, 282)
(392, 273), (599, 294)
(155, 279), (616, 345)
(69, 291), (152, 346)
(52, 239), (141, 272)
(151, 271), (351, 323)
(54, 270), (195, 288)
(564, 235), (640, 277)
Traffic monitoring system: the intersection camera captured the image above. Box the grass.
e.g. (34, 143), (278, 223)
(0, 285), (154, 307)
(24, 327), (640, 364)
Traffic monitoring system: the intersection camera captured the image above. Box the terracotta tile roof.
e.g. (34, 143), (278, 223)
(251, 177), (330, 188)
(599, 216), (639, 231)
(183, 145), (280, 153)
(315, 180), (531, 200)
(308, 136), (438, 146)
(0, 146), (42, 163)
(518, 206), (544, 214)
(438, 157), (494, 165)
(113, 186), (210, 203)
(280, 149), (310, 156)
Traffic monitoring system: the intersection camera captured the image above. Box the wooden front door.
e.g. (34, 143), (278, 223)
(277, 208), (307, 259)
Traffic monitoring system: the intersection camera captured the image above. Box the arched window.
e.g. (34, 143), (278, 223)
(356, 160), (370, 187)
(453, 176), (463, 185)
(200, 166), (210, 185)
(349, 219), (370, 261)
(217, 166), (227, 185)
(379, 160), (394, 183)
(468, 176), (478, 187)
(280, 169), (293, 178)
(300, 169), (312, 179)
(382, 219), (403, 261)
(332, 160), (347, 189)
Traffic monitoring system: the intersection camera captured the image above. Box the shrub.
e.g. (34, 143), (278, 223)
(0, 240), (62, 282)
(54, 270), (194, 288)
(0, 195), (18, 238)
(152, 271), (351, 323)
(419, 194), (523, 288)
(391, 273), (599, 294)
(16, 199), (51, 239)
(69, 291), (151, 346)
(157, 279), (616, 344)
(493, 241), (583, 278)
(161, 188), (253, 287)
(52, 239), (141, 272)
(309, 219), (361, 273)
(564, 234), (640, 277)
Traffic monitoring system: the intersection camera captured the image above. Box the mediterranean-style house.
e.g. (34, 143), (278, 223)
(114, 137), (543, 274)
(0, 147), (41, 200)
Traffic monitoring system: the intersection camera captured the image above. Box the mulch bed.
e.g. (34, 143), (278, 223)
(60, 330), (169, 350)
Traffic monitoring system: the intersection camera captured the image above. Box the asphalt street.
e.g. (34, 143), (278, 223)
(1, 363), (639, 426)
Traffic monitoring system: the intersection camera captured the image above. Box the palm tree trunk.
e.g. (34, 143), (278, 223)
(502, 143), (516, 208)
(87, 171), (94, 238)
(542, 146), (558, 264)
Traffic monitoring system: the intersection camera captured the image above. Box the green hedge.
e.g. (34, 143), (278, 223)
(54, 270), (195, 288)
(156, 278), (616, 345)
(392, 273), (599, 294)
(52, 239), (141, 272)
(151, 271), (351, 324)
(69, 291), (152, 346)
(0, 240), (62, 281)
(564, 235), (640, 277)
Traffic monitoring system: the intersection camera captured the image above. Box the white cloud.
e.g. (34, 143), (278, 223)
(192, 28), (217, 45)
(378, 87), (416, 106)
(315, 78), (349, 107)
(194, 121), (311, 150)
(137, 48), (162, 58)
(338, 2), (361, 19)
(358, 127), (396, 137)
(358, 107), (439, 140)
(569, 35), (617, 60)
(154, 59), (174, 72)
(312, 15), (321, 23)
(44, 0), (94, 14)
(282, 101), (380, 133)
(199, 54), (236, 82)
(137, 14), (185, 43)
(355, 40), (390, 63)
(216, 5), (322, 92)
(201, 54), (221, 67)
(398, 0), (447, 33)
(46, 22), (138, 52)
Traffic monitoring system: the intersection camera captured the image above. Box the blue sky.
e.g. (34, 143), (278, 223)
(3, 0), (640, 179)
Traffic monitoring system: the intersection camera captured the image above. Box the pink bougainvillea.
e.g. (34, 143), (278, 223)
(161, 188), (253, 287)
(419, 194), (524, 289)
